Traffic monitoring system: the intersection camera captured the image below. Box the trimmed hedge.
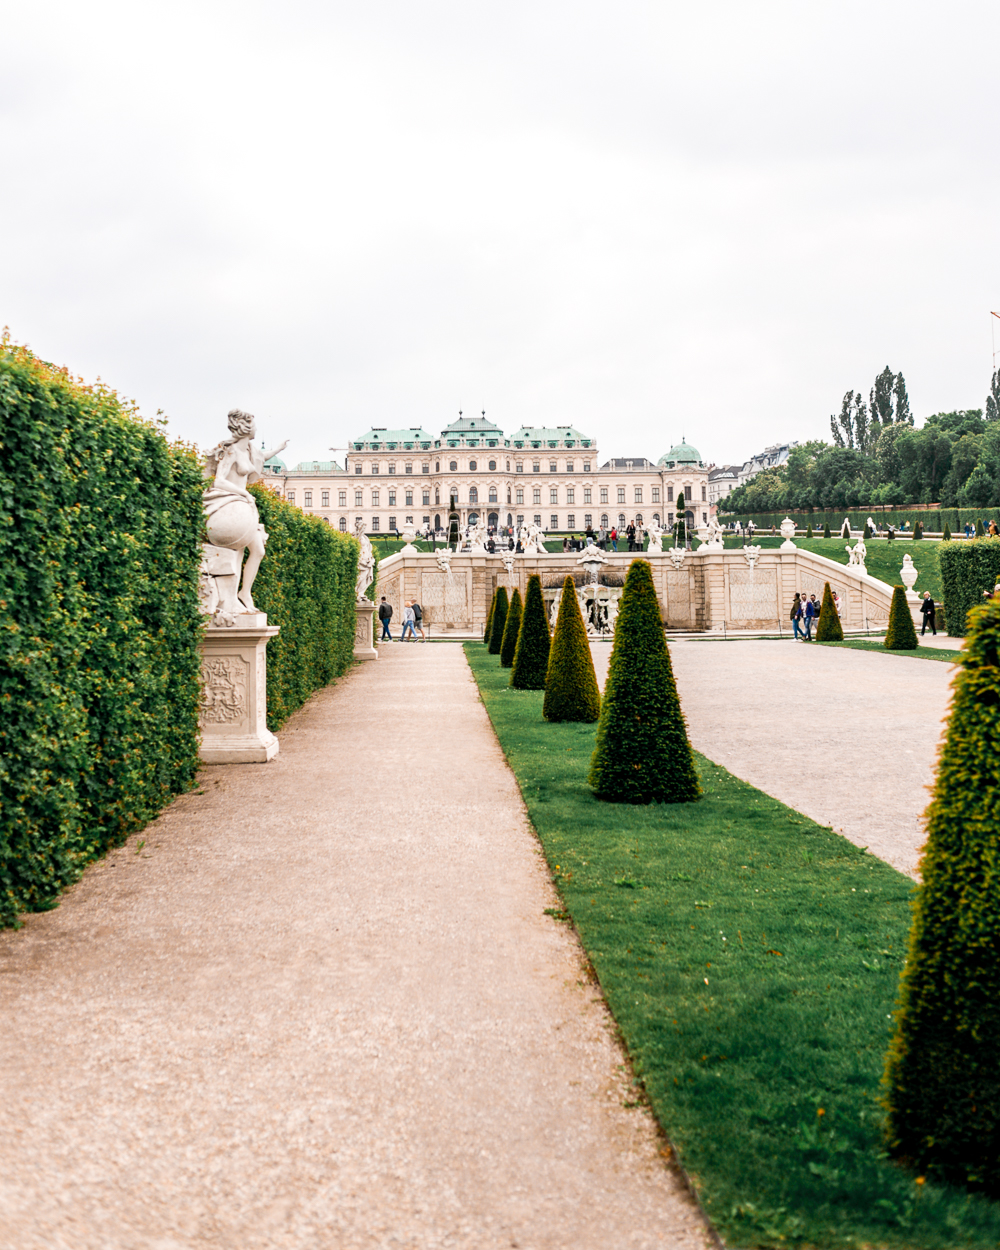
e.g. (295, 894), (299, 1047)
(589, 560), (700, 804)
(484, 588), (496, 645)
(488, 585), (508, 655)
(249, 486), (359, 730)
(510, 574), (550, 689)
(499, 587), (522, 668)
(721, 507), (1000, 534)
(884, 597), (1000, 1191)
(885, 585), (918, 649)
(814, 581), (843, 642)
(0, 339), (205, 926)
(543, 576), (600, 722)
(939, 537), (1000, 637)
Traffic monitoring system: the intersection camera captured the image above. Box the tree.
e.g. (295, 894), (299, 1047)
(814, 581), (843, 641)
(488, 586), (508, 654)
(510, 574), (550, 689)
(977, 518), (987, 538)
(884, 585), (918, 649)
(913, 521), (923, 541)
(942, 523), (952, 541)
(987, 369), (1000, 423)
(806, 523), (813, 538)
(831, 391), (868, 450)
(484, 588), (496, 645)
(543, 577), (600, 722)
(588, 560), (700, 804)
(883, 597), (1000, 1190)
(823, 523), (831, 538)
(841, 519), (851, 539)
(499, 587), (522, 667)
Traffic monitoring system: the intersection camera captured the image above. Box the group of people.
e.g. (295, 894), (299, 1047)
(789, 592), (826, 640)
(377, 597), (426, 641)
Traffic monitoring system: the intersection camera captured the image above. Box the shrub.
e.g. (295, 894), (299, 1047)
(883, 597), (1000, 1191)
(823, 523), (831, 538)
(500, 587), (522, 667)
(510, 574), (550, 689)
(976, 518), (986, 537)
(589, 560), (700, 804)
(543, 577), (600, 722)
(805, 523), (813, 538)
(942, 523), (952, 541)
(484, 588), (497, 644)
(248, 486), (359, 730)
(814, 581), (844, 642)
(841, 520), (851, 539)
(887, 526), (895, 541)
(0, 336), (204, 927)
(913, 521), (923, 541)
(864, 523), (872, 539)
(487, 585), (508, 654)
(939, 537), (1000, 636)
(884, 585), (918, 649)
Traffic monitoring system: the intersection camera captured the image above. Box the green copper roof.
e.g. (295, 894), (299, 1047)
(658, 440), (703, 467)
(351, 427), (434, 450)
(440, 414), (504, 435)
(509, 425), (592, 446)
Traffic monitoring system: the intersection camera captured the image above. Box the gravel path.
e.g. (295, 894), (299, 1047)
(591, 638), (954, 878)
(0, 644), (708, 1250)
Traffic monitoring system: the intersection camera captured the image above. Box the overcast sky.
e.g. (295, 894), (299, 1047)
(3, 1), (998, 468)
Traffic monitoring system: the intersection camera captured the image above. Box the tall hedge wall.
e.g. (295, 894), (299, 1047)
(249, 485), (359, 729)
(720, 507), (997, 533)
(938, 537), (1000, 637)
(0, 340), (205, 926)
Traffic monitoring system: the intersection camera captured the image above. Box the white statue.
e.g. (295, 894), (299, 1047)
(202, 408), (287, 624)
(646, 521), (664, 553)
(435, 547), (453, 575)
(549, 598), (560, 629)
(468, 519), (488, 553)
(605, 597), (619, 632)
(702, 515), (724, 549)
(846, 536), (867, 569)
(354, 517), (375, 601)
(525, 523), (546, 554)
(668, 545), (686, 570)
(865, 516), (878, 536)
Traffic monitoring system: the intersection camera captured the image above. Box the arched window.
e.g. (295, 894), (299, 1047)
(619, 513), (626, 527)
(469, 486), (479, 503)
(600, 514), (608, 528)
(506, 487), (511, 503)
(653, 513), (660, 525)
(635, 513), (643, 526)
(469, 460), (477, 471)
(449, 460), (458, 471)
(435, 488), (440, 504)
(488, 487), (498, 503)
(339, 517), (347, 531)
(488, 460), (496, 471)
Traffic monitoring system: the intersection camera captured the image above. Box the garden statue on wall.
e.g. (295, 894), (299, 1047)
(354, 517), (375, 601)
(646, 520), (664, 553)
(202, 409), (287, 626)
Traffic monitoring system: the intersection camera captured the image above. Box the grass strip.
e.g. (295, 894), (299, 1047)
(816, 640), (964, 664)
(465, 643), (1000, 1248)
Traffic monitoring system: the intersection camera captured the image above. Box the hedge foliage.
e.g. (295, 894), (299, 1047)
(488, 585), (508, 655)
(814, 581), (843, 642)
(543, 576), (600, 723)
(884, 585), (918, 649)
(484, 588), (496, 646)
(249, 486), (359, 730)
(589, 560), (700, 805)
(939, 537), (1000, 636)
(499, 587), (522, 668)
(0, 338), (205, 926)
(510, 574), (550, 689)
(884, 598), (1000, 1192)
(722, 507), (998, 533)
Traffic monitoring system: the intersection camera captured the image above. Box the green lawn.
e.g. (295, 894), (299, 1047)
(465, 643), (1000, 1249)
(817, 640), (964, 664)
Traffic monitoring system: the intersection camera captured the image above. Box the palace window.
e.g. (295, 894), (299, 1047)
(600, 513), (608, 527)
(533, 462), (540, 473)
(566, 461), (574, 472)
(702, 485), (707, 501)
(583, 461), (591, 473)
(668, 485), (674, 502)
(355, 464), (362, 474)
(372, 490), (380, 506)
(488, 460), (496, 471)
(549, 461), (558, 473)
(355, 515), (363, 529)
(506, 460), (511, 471)
(339, 517), (346, 531)
(449, 460), (458, 471)
(516, 487), (524, 504)
(469, 460), (477, 471)
(422, 491), (430, 505)
(423, 515), (430, 525)
(550, 488), (558, 504)
(304, 491), (313, 507)
(371, 463), (379, 475)
(338, 490), (347, 507)
(405, 491), (413, 505)
(354, 489), (363, 506)
(469, 487), (479, 503)
(583, 487), (591, 503)
(617, 486), (626, 504)
(516, 513), (524, 526)
(534, 514), (542, 526)
(516, 462), (523, 473)
(619, 513), (626, 527)
(405, 463), (413, 475)
(566, 487), (575, 504)
(584, 514), (592, 527)
(287, 490), (296, 504)
(668, 512), (674, 525)
(635, 513), (643, 526)
(634, 487), (643, 503)
(436, 461), (440, 472)
(488, 487), (497, 503)
(388, 463), (396, 475)
(422, 463), (429, 474)
(321, 491), (329, 507)
(600, 487), (608, 504)
(653, 513), (660, 525)
(567, 514), (575, 528)
(388, 516), (396, 530)
(386, 490), (394, 506)
(405, 516), (413, 525)
(435, 489), (440, 503)
(372, 517), (380, 530)
(550, 514), (558, 529)
(652, 487), (660, 503)
(532, 488), (541, 504)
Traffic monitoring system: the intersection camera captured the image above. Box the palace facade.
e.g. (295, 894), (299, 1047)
(260, 413), (710, 536)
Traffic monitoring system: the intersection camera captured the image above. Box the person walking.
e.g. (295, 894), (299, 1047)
(610, 527), (618, 552)
(920, 591), (936, 635)
(412, 599), (425, 641)
(803, 593), (816, 640)
(626, 521), (636, 551)
(378, 596), (393, 641)
(790, 592), (804, 640)
(400, 601), (416, 641)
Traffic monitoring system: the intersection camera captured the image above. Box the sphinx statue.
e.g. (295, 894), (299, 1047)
(201, 409), (287, 626)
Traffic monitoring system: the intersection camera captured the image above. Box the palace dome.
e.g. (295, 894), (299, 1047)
(658, 441), (703, 468)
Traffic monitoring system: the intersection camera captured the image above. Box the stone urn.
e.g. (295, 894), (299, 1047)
(900, 553), (919, 600)
(779, 516), (797, 551)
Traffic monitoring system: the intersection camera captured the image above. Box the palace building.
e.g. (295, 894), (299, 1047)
(259, 414), (710, 536)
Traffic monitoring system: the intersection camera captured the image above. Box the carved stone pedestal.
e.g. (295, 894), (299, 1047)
(354, 599), (377, 660)
(199, 615), (280, 764)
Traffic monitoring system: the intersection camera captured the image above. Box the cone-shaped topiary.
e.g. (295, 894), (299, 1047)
(487, 585), (508, 654)
(884, 584), (918, 649)
(976, 518), (986, 538)
(543, 577), (600, 722)
(913, 521), (923, 541)
(814, 581), (844, 641)
(823, 523), (831, 538)
(883, 597), (1000, 1191)
(484, 588), (496, 645)
(510, 574), (550, 688)
(942, 522), (952, 541)
(841, 520), (851, 539)
(588, 560), (700, 805)
(499, 587), (522, 667)
(806, 523), (813, 538)
(864, 523), (872, 539)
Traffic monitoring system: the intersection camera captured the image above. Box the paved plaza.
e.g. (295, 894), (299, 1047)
(592, 638), (955, 878)
(0, 645), (708, 1250)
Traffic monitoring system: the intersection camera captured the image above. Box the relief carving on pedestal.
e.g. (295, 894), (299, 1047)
(201, 656), (249, 724)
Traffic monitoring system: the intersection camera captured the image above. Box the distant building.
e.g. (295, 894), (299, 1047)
(707, 464), (740, 507)
(259, 417), (710, 534)
(736, 441), (798, 489)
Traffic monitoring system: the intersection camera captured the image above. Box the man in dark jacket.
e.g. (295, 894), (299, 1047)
(920, 591), (936, 635)
(378, 596), (393, 641)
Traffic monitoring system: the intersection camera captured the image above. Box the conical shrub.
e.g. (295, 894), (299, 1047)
(883, 597), (1000, 1190)
(976, 518), (986, 538)
(814, 581), (843, 641)
(487, 585), (508, 655)
(884, 585), (918, 649)
(913, 521), (923, 541)
(841, 520), (851, 539)
(823, 523), (831, 538)
(806, 523), (813, 538)
(510, 574), (550, 689)
(499, 587), (522, 667)
(588, 560), (700, 805)
(484, 588), (496, 645)
(942, 522), (952, 541)
(543, 576), (600, 722)
(864, 523), (872, 539)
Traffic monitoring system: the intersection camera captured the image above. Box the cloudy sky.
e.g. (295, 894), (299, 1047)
(3, 1), (998, 467)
